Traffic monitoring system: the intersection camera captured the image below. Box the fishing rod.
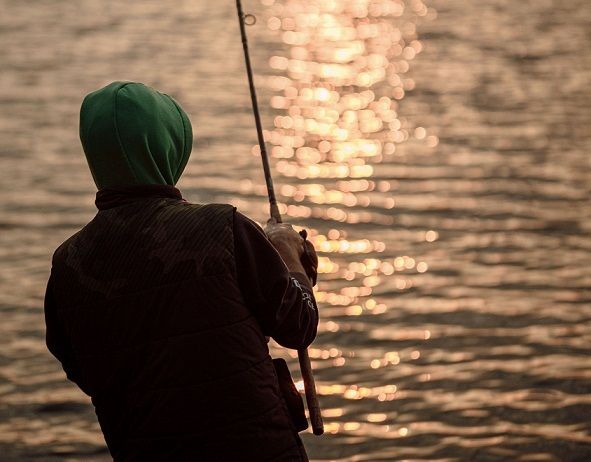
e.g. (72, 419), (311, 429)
(235, 0), (324, 436)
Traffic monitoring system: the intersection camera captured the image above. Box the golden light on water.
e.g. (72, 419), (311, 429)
(259, 1), (437, 344)
(0, 0), (589, 458)
(260, 0), (442, 433)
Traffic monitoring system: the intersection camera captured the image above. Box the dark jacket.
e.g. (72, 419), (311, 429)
(45, 187), (318, 461)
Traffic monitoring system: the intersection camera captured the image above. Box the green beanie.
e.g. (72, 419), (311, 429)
(79, 81), (193, 189)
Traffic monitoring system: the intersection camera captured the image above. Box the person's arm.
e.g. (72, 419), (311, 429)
(233, 211), (318, 350)
(44, 274), (82, 384)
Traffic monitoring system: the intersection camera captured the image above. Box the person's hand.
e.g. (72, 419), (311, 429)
(264, 219), (307, 275)
(265, 219), (319, 286)
(264, 219), (305, 259)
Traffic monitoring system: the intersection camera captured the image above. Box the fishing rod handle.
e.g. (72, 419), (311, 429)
(269, 210), (323, 434)
(269, 206), (322, 435)
(298, 348), (324, 435)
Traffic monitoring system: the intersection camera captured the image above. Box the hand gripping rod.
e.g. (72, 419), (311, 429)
(235, 0), (324, 436)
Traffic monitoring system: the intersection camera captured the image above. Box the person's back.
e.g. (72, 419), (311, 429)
(45, 82), (318, 461)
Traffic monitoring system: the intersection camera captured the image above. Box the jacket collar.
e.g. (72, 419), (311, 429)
(95, 184), (183, 210)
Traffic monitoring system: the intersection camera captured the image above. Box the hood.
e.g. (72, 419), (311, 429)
(79, 81), (193, 189)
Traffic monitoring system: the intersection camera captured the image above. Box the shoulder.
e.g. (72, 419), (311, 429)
(172, 201), (236, 227)
(175, 201), (235, 215)
(233, 210), (264, 232)
(51, 228), (85, 266)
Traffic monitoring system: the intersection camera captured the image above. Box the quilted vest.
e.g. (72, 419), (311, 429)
(50, 198), (307, 461)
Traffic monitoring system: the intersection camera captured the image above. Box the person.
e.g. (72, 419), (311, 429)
(44, 81), (319, 461)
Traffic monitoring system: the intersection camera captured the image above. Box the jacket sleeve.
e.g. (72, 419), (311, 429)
(233, 211), (318, 350)
(44, 274), (82, 385)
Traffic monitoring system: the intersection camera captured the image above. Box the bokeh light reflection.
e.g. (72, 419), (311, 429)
(261, 0), (437, 445)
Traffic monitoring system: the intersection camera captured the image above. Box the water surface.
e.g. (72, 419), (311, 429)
(0, 0), (590, 460)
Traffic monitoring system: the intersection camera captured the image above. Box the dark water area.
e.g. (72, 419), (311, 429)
(1, 0), (590, 461)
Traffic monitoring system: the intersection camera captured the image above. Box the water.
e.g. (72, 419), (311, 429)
(1, 0), (590, 460)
